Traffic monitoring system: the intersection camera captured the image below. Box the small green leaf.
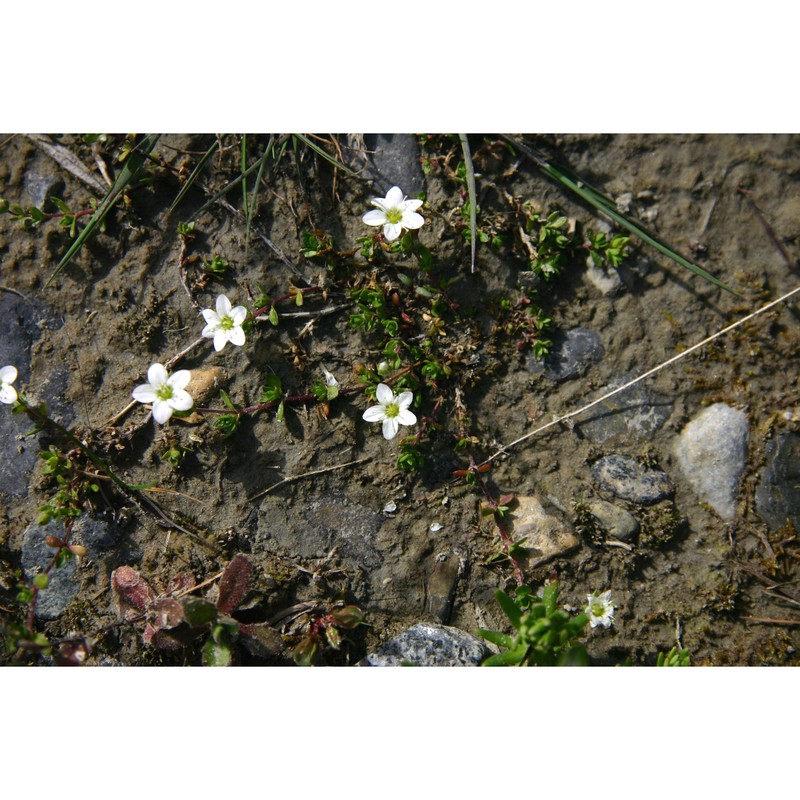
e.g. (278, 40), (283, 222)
(33, 574), (49, 590)
(268, 306), (279, 326)
(181, 597), (217, 628)
(495, 589), (522, 630)
(477, 628), (515, 649)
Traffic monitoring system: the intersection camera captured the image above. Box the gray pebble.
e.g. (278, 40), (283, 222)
(360, 134), (426, 198)
(756, 432), (800, 531)
(673, 403), (748, 521)
(526, 328), (604, 382)
(587, 499), (639, 542)
(592, 455), (673, 504)
(359, 623), (491, 666)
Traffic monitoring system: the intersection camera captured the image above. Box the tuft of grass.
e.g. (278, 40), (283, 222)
(46, 134), (160, 288)
(502, 135), (737, 295)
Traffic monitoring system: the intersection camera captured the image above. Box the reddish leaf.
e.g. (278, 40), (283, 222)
(216, 554), (253, 615)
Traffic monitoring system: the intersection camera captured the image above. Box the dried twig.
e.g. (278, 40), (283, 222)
(249, 457), (371, 502)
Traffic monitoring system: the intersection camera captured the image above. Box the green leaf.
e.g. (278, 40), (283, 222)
(203, 635), (233, 666)
(33, 574), (49, 590)
(181, 597), (217, 628)
(476, 628), (515, 649)
(495, 589), (522, 629)
(292, 134), (355, 176)
(482, 645), (528, 666)
(46, 134), (160, 287)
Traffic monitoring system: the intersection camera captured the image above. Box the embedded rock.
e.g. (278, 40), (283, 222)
(674, 403), (748, 521)
(360, 134), (426, 198)
(592, 455), (673, 504)
(509, 495), (580, 566)
(359, 623), (491, 666)
(526, 328), (604, 382)
(586, 499), (639, 542)
(756, 432), (800, 531)
(579, 372), (673, 444)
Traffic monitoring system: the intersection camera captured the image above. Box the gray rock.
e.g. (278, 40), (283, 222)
(579, 372), (673, 444)
(360, 134), (426, 198)
(21, 515), (124, 620)
(756, 432), (800, 531)
(359, 623), (491, 666)
(22, 520), (80, 620)
(585, 257), (623, 296)
(674, 403), (749, 521)
(526, 328), (604, 382)
(22, 168), (62, 209)
(509, 495), (581, 566)
(587, 499), (639, 542)
(592, 455), (673, 504)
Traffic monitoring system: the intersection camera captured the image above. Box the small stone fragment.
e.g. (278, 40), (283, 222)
(592, 455), (673, 504)
(509, 495), (580, 566)
(526, 328), (604, 382)
(426, 553), (463, 623)
(673, 403), (748, 521)
(586, 499), (639, 542)
(359, 623), (490, 666)
(756, 432), (800, 531)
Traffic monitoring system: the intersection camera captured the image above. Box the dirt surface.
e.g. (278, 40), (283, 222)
(1, 133), (799, 666)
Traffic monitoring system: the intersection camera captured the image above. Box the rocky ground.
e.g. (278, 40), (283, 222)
(1, 133), (799, 666)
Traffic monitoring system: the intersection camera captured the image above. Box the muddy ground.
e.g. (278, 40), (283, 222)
(1, 133), (799, 666)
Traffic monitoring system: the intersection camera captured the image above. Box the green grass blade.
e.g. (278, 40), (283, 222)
(46, 134), (160, 288)
(293, 134), (356, 176)
(245, 136), (273, 258)
(459, 134), (477, 273)
(241, 134), (248, 222)
(168, 138), (219, 213)
(502, 135), (737, 295)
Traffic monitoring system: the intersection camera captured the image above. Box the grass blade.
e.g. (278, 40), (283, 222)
(46, 134), (160, 288)
(459, 134), (478, 273)
(293, 134), (356, 176)
(502, 135), (737, 295)
(245, 135), (273, 258)
(168, 138), (219, 213)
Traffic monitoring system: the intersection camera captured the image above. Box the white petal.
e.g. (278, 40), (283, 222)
(213, 330), (227, 352)
(400, 211), (424, 230)
(132, 384), (157, 403)
(230, 306), (248, 325)
(375, 383), (394, 405)
(362, 209), (387, 226)
(397, 409), (417, 426)
(152, 400), (173, 424)
(0, 384), (18, 404)
(228, 326), (246, 346)
(216, 294), (232, 317)
(385, 186), (404, 207)
(168, 388), (194, 411)
(169, 370), (192, 390)
(201, 323), (217, 339)
(382, 417), (400, 440)
(362, 405), (386, 422)
(201, 309), (219, 324)
(402, 198), (423, 212)
(395, 391), (413, 411)
(383, 222), (402, 241)
(147, 363), (168, 388)
(0, 365), (17, 384)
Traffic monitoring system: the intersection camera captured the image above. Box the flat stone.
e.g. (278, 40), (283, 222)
(592, 455), (673, 504)
(756, 432), (800, 531)
(359, 623), (491, 666)
(360, 134), (426, 198)
(674, 403), (749, 521)
(21, 515), (124, 620)
(584, 257), (623, 296)
(526, 328), (604, 382)
(426, 552), (463, 623)
(587, 499), (639, 542)
(579, 372), (673, 444)
(509, 495), (580, 566)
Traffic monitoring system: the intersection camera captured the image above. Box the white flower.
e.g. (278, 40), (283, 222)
(201, 294), (248, 352)
(586, 590), (615, 628)
(132, 363), (194, 424)
(362, 186), (425, 242)
(362, 383), (417, 440)
(0, 365), (18, 404)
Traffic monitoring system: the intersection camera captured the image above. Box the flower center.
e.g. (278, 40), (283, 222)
(591, 602), (606, 617)
(219, 314), (234, 331)
(385, 208), (403, 225)
(156, 384), (174, 401)
(384, 401), (400, 419)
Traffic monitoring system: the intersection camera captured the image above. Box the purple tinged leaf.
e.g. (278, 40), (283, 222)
(111, 566), (156, 619)
(216, 554), (253, 615)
